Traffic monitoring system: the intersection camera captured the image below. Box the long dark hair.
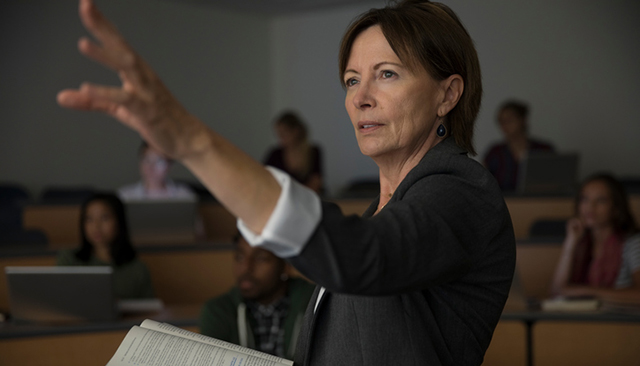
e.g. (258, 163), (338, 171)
(575, 173), (637, 235)
(75, 192), (137, 266)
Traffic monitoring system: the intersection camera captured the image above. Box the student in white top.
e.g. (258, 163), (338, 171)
(118, 141), (196, 201)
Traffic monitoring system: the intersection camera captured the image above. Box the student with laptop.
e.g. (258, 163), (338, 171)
(57, 192), (155, 299)
(483, 99), (555, 192)
(551, 173), (640, 303)
(118, 141), (196, 201)
(119, 141), (206, 244)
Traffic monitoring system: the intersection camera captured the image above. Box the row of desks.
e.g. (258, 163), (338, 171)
(19, 196), (640, 249)
(0, 241), (563, 319)
(1, 241), (639, 365)
(3, 301), (640, 366)
(4, 196), (640, 365)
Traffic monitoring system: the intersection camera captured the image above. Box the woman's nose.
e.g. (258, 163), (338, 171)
(352, 81), (376, 110)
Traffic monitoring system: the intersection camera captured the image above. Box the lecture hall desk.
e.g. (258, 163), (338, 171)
(21, 196), (640, 246)
(483, 240), (640, 366)
(21, 202), (238, 249)
(0, 303), (201, 366)
(12, 196), (640, 366)
(0, 243), (236, 366)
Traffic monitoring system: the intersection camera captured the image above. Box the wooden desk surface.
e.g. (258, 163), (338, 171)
(20, 196), (640, 247)
(498, 305), (640, 366)
(482, 320), (527, 366)
(0, 303), (201, 366)
(534, 321), (640, 366)
(21, 202), (238, 249)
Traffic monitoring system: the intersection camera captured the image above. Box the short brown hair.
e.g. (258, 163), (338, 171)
(338, 0), (482, 155)
(275, 110), (308, 142)
(498, 100), (529, 120)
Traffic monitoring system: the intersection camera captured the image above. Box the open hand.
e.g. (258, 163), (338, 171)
(57, 0), (194, 159)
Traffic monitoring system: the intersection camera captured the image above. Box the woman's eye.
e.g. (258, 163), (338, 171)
(345, 78), (358, 87)
(382, 70), (396, 79)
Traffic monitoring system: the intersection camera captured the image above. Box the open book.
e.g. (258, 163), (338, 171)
(106, 319), (293, 366)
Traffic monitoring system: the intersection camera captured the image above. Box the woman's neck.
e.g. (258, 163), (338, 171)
(284, 140), (308, 152)
(590, 225), (615, 247)
(375, 140), (440, 203)
(283, 141), (310, 173)
(94, 246), (112, 264)
(507, 135), (529, 161)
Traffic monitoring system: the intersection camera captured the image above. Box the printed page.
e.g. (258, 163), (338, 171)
(107, 325), (292, 366)
(139, 319), (293, 366)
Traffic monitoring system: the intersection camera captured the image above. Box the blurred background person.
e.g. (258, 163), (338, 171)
(483, 99), (555, 192)
(200, 232), (314, 359)
(263, 111), (324, 195)
(57, 192), (155, 299)
(118, 141), (196, 201)
(551, 173), (640, 303)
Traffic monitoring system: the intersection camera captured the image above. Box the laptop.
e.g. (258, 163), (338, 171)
(125, 199), (197, 245)
(5, 266), (118, 323)
(517, 152), (579, 196)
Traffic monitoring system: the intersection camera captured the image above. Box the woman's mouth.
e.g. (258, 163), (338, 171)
(358, 121), (383, 133)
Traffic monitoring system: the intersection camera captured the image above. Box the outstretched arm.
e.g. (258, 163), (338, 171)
(57, 0), (280, 234)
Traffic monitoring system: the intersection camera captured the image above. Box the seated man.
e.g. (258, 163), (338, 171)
(200, 233), (315, 359)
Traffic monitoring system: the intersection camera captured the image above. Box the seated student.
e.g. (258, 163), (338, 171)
(483, 99), (555, 191)
(263, 111), (324, 195)
(57, 193), (154, 299)
(200, 233), (315, 359)
(118, 141), (196, 200)
(551, 173), (640, 303)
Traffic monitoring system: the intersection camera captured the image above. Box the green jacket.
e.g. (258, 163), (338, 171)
(56, 249), (155, 299)
(199, 277), (315, 360)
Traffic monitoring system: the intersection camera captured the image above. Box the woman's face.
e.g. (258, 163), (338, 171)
(140, 146), (169, 185)
(276, 123), (300, 148)
(343, 25), (444, 160)
(84, 200), (118, 249)
(578, 180), (615, 229)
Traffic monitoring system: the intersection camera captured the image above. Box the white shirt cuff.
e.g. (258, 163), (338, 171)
(237, 166), (322, 258)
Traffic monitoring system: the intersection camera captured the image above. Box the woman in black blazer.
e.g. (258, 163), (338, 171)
(58, 1), (515, 365)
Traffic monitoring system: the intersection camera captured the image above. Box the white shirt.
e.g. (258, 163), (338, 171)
(118, 180), (196, 201)
(237, 167), (322, 258)
(237, 167), (324, 311)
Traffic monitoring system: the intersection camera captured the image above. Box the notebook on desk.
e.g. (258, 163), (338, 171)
(517, 152), (579, 196)
(5, 266), (118, 323)
(125, 199), (198, 245)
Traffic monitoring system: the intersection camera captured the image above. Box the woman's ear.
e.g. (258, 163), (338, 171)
(438, 74), (464, 117)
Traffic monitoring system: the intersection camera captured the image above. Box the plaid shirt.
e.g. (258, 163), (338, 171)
(246, 297), (290, 357)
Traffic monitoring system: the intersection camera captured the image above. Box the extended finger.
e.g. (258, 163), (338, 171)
(78, 0), (140, 72)
(77, 36), (134, 73)
(78, 0), (156, 96)
(79, 0), (126, 50)
(57, 83), (130, 113)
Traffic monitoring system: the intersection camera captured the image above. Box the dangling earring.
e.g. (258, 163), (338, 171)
(436, 123), (447, 138)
